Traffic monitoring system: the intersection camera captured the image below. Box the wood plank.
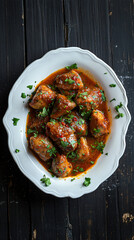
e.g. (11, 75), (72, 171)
(24, 1), (69, 239)
(109, 0), (134, 239)
(64, 0), (121, 239)
(0, 0), (30, 239)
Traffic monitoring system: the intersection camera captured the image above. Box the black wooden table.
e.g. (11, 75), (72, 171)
(0, 1), (134, 239)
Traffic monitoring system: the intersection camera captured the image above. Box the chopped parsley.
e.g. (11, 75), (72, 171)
(90, 161), (94, 164)
(67, 151), (78, 159)
(12, 118), (20, 126)
(100, 90), (106, 102)
(115, 102), (123, 112)
(38, 107), (48, 118)
(78, 92), (88, 98)
(21, 93), (26, 98)
(40, 175), (51, 187)
(47, 147), (57, 157)
(65, 78), (75, 84)
(15, 149), (20, 153)
(71, 140), (77, 148)
(83, 177), (91, 187)
(105, 153), (108, 155)
(115, 113), (124, 119)
(91, 141), (105, 154)
(110, 98), (116, 102)
(65, 63), (78, 70)
(93, 128), (100, 133)
(27, 128), (38, 136)
(104, 72), (107, 74)
(27, 85), (33, 89)
(60, 141), (69, 148)
(115, 102), (124, 119)
(71, 178), (75, 182)
(109, 84), (116, 87)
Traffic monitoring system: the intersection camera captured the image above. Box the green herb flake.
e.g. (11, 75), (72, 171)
(12, 118), (20, 126)
(38, 107), (48, 118)
(100, 90), (106, 102)
(110, 98), (116, 102)
(83, 177), (91, 187)
(65, 78), (75, 84)
(40, 175), (51, 187)
(47, 147), (57, 157)
(71, 178), (75, 182)
(21, 93), (26, 98)
(15, 149), (20, 153)
(93, 128), (100, 133)
(115, 102), (123, 112)
(65, 63), (78, 70)
(90, 161), (94, 164)
(27, 85), (33, 89)
(104, 72), (107, 75)
(115, 113), (124, 119)
(79, 168), (84, 172)
(61, 141), (69, 148)
(105, 153), (108, 156)
(109, 84), (116, 87)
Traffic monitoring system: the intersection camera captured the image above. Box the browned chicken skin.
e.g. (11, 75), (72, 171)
(30, 134), (56, 161)
(51, 94), (76, 119)
(29, 85), (56, 110)
(90, 110), (108, 138)
(28, 115), (49, 133)
(52, 154), (72, 177)
(76, 137), (90, 161)
(61, 111), (88, 136)
(55, 70), (83, 90)
(46, 121), (77, 153)
(75, 87), (102, 112)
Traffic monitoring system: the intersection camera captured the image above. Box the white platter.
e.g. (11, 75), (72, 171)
(3, 47), (131, 198)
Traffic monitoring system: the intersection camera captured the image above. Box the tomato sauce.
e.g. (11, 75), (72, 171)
(26, 68), (111, 177)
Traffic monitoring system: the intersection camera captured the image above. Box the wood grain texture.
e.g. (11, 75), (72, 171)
(0, 0), (133, 239)
(109, 1), (134, 240)
(0, 0), (30, 239)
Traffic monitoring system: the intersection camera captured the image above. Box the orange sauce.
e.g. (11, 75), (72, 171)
(26, 68), (111, 177)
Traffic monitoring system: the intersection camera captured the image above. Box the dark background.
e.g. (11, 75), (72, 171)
(0, 0), (134, 240)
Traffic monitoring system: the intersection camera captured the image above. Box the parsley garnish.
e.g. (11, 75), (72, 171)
(47, 147), (57, 157)
(15, 149), (20, 153)
(109, 84), (116, 87)
(65, 63), (78, 70)
(100, 90), (106, 102)
(27, 85), (33, 89)
(91, 141), (105, 154)
(115, 102), (123, 112)
(65, 78), (75, 84)
(104, 72), (107, 74)
(115, 113), (124, 119)
(40, 175), (51, 187)
(78, 92), (88, 98)
(27, 128), (38, 136)
(110, 98), (116, 102)
(38, 107), (48, 118)
(12, 118), (20, 126)
(61, 141), (69, 148)
(21, 93), (26, 98)
(71, 178), (75, 182)
(93, 128), (100, 133)
(83, 177), (91, 186)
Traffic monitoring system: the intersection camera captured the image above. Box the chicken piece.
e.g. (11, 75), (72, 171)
(60, 89), (77, 99)
(46, 121), (77, 153)
(55, 70), (83, 90)
(30, 134), (56, 161)
(75, 87), (103, 113)
(90, 110), (108, 138)
(29, 85), (56, 110)
(52, 154), (72, 177)
(51, 94), (76, 119)
(29, 115), (49, 133)
(62, 111), (88, 136)
(76, 137), (90, 160)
